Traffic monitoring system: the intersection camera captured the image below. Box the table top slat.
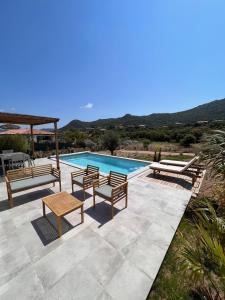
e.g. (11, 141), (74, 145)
(43, 192), (83, 217)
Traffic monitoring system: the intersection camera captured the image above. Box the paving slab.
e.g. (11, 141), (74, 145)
(0, 158), (192, 300)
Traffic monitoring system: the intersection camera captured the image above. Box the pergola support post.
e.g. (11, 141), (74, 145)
(30, 124), (35, 158)
(54, 121), (60, 169)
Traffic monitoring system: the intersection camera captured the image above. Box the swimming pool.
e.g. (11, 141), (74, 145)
(58, 152), (150, 176)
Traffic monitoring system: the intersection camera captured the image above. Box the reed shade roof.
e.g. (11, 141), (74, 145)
(0, 112), (59, 125)
(0, 129), (54, 135)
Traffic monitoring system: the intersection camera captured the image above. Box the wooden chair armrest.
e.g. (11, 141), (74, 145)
(112, 182), (128, 196)
(83, 172), (99, 185)
(85, 172), (99, 180)
(5, 176), (12, 191)
(71, 169), (86, 180)
(93, 176), (109, 188)
(52, 168), (61, 178)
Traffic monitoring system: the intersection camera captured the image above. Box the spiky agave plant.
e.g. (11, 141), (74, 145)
(179, 200), (225, 298)
(192, 286), (221, 300)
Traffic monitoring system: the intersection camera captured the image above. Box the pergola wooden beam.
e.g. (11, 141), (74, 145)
(0, 112), (59, 125)
(0, 112), (60, 169)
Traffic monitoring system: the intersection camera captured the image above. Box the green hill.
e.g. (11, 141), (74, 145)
(61, 98), (225, 130)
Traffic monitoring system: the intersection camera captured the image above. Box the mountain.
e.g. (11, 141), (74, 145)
(61, 98), (225, 130)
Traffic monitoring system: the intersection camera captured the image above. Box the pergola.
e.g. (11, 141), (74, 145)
(0, 112), (60, 169)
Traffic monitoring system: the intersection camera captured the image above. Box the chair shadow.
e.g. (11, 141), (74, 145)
(0, 189), (55, 212)
(31, 212), (80, 246)
(84, 201), (123, 228)
(71, 190), (92, 202)
(146, 172), (192, 190)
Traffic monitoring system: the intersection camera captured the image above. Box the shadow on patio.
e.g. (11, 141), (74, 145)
(143, 171), (193, 190)
(0, 188), (54, 212)
(31, 212), (79, 246)
(84, 201), (123, 228)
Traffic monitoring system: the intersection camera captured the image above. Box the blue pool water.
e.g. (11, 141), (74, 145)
(60, 152), (150, 175)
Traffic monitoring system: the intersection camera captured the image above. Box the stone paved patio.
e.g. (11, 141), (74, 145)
(0, 158), (192, 300)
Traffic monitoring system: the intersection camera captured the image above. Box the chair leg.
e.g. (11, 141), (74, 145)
(8, 192), (13, 208)
(93, 192), (96, 208)
(83, 189), (85, 201)
(59, 180), (62, 192)
(72, 182), (74, 193)
(125, 194), (128, 208)
(192, 175), (196, 186)
(42, 201), (46, 217)
(111, 202), (114, 219)
(81, 205), (84, 223)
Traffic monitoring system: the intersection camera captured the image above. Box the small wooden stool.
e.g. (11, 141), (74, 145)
(42, 191), (84, 238)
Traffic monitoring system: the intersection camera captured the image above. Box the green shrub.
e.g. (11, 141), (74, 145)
(180, 134), (196, 147)
(0, 135), (29, 153)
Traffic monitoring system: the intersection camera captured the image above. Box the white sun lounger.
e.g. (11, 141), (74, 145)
(150, 156), (200, 185)
(160, 156), (199, 167)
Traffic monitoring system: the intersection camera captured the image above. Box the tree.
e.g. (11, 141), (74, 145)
(102, 131), (119, 155)
(0, 135), (29, 153)
(143, 139), (150, 150)
(180, 134), (196, 147)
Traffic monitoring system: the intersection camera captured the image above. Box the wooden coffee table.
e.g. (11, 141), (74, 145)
(42, 191), (84, 238)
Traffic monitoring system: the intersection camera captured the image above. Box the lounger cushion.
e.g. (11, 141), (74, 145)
(72, 175), (84, 185)
(10, 174), (58, 192)
(95, 184), (113, 199)
(160, 160), (188, 167)
(150, 163), (183, 173)
(181, 156), (198, 172)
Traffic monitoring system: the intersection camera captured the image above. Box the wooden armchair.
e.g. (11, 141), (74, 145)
(93, 171), (128, 219)
(71, 165), (99, 200)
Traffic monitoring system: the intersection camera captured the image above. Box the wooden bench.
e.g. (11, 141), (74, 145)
(5, 164), (61, 208)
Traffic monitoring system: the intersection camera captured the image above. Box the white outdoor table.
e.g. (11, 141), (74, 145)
(0, 152), (30, 176)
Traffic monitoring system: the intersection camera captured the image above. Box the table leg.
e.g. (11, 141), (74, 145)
(56, 216), (62, 238)
(81, 205), (84, 223)
(42, 201), (46, 217)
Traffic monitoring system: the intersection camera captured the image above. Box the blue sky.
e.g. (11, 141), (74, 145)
(0, 0), (225, 126)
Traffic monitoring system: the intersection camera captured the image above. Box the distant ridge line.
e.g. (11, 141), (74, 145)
(61, 98), (225, 130)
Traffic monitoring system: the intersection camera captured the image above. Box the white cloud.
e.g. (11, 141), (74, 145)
(11, 107), (16, 111)
(80, 103), (93, 109)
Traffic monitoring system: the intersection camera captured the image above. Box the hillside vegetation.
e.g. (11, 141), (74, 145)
(61, 98), (225, 130)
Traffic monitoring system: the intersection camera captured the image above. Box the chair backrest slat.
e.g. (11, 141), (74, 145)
(109, 171), (127, 187)
(6, 164), (53, 181)
(6, 167), (32, 181)
(87, 165), (99, 174)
